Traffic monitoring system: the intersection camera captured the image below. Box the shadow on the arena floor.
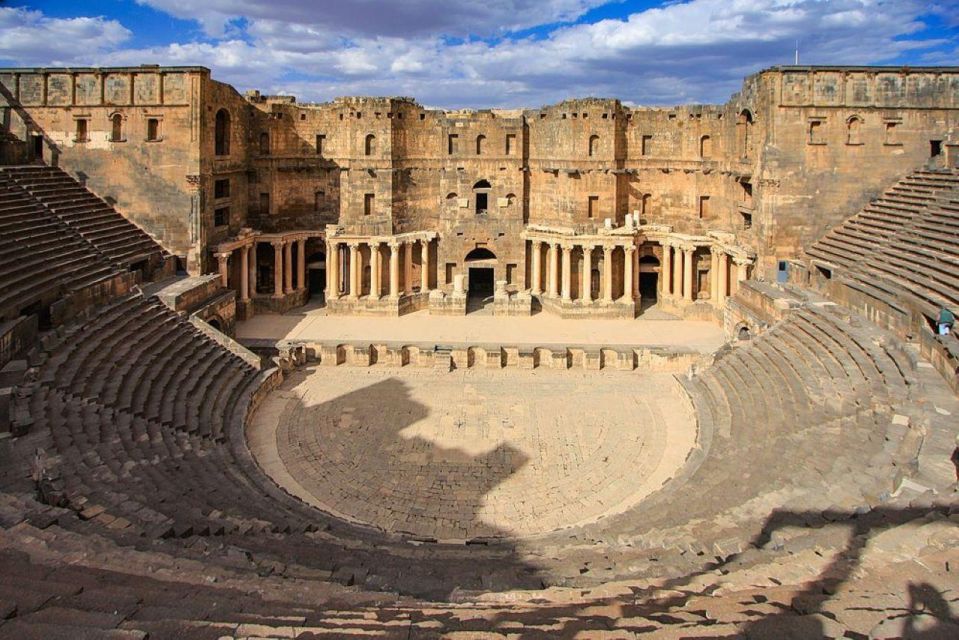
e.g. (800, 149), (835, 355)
(249, 372), (546, 599)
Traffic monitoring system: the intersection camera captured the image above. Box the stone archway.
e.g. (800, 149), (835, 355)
(465, 247), (496, 313)
(639, 254), (660, 308)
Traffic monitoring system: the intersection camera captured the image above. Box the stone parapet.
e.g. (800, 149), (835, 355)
(263, 339), (709, 373)
(537, 295), (636, 319)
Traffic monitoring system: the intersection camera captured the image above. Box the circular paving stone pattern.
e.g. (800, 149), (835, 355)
(248, 367), (697, 541)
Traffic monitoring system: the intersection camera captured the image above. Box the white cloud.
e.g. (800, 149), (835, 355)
(2, 1), (955, 108)
(0, 7), (131, 66)
(137, 0), (611, 38)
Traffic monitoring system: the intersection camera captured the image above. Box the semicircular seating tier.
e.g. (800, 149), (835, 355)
(0, 166), (169, 270)
(806, 169), (959, 317)
(1, 282), (953, 630)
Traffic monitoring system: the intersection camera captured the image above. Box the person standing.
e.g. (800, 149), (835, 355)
(938, 307), (955, 336)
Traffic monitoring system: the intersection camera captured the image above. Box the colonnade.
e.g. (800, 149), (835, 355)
(216, 235), (311, 301)
(660, 240), (751, 306)
(326, 237), (431, 300)
(529, 239), (637, 304)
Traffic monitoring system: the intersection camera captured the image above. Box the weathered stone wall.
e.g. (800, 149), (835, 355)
(0, 67), (205, 269)
(747, 67), (959, 276)
(4, 65), (956, 287)
(203, 77), (253, 272)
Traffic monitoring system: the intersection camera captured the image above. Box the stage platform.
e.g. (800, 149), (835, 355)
(236, 303), (727, 354)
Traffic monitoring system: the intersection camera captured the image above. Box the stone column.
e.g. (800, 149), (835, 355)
(420, 240), (430, 292)
(632, 244), (641, 300)
(348, 243), (360, 298)
(683, 246), (694, 302)
(673, 247), (683, 298)
(389, 242), (400, 298)
(530, 241), (542, 295)
(297, 239), (306, 291)
(623, 246), (634, 303)
(326, 241), (337, 298)
(734, 257), (750, 293)
(661, 242), (672, 297)
(249, 243), (258, 296)
(405, 241), (414, 294)
(717, 252), (728, 304)
(602, 246), (613, 302)
(545, 243), (555, 297)
(582, 244), (592, 303)
(370, 242), (381, 300)
(284, 241), (293, 294)
(240, 246), (250, 301)
(710, 248), (719, 302)
(217, 251), (230, 288)
(272, 241), (283, 298)
(561, 244), (572, 301)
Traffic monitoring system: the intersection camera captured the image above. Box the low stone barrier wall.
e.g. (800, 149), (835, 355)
(259, 339), (711, 373)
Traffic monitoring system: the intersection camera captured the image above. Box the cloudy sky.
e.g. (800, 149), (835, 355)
(1, 1), (957, 108)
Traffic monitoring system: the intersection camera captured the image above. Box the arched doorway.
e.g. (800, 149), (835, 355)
(473, 180), (491, 215)
(306, 250), (326, 300)
(465, 247), (496, 313)
(208, 318), (222, 332)
(215, 109), (231, 156)
(639, 254), (660, 309)
(737, 109), (753, 160)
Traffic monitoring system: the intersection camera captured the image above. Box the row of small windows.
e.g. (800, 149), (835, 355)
(74, 115), (161, 143)
(446, 134), (518, 156)
(251, 129), (735, 159)
(805, 115), (931, 148)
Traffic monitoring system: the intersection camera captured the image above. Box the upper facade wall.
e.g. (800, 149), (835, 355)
(0, 67), (206, 270)
(3, 65), (956, 276)
(748, 67), (959, 273)
(776, 67), (959, 108)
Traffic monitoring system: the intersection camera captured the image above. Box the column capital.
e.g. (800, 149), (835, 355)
(732, 256), (752, 266)
(623, 244), (636, 254)
(215, 252), (231, 260)
(602, 245), (613, 255)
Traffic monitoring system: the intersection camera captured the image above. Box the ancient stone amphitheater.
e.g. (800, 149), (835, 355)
(0, 66), (958, 638)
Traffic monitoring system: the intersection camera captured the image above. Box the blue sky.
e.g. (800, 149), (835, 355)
(2, 1), (957, 107)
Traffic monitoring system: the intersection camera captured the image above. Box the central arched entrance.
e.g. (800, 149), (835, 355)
(465, 247), (496, 314)
(639, 254), (660, 310)
(306, 250), (327, 301)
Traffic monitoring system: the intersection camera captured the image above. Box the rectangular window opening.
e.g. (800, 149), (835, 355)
(214, 178), (230, 199)
(641, 135), (652, 156)
(364, 193), (375, 216)
(146, 118), (160, 141)
(75, 119), (88, 143)
(587, 195), (599, 219)
(931, 140), (943, 157)
(214, 207), (230, 227)
(448, 134), (458, 155)
(316, 134), (326, 155)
